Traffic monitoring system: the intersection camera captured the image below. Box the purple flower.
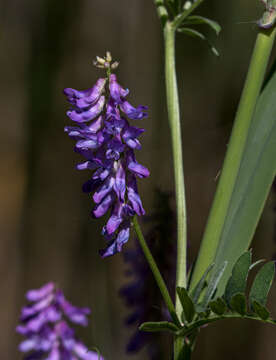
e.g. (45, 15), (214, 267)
(17, 283), (103, 360)
(64, 55), (149, 257)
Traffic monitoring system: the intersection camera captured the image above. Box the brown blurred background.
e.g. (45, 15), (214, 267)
(1, 0), (276, 359)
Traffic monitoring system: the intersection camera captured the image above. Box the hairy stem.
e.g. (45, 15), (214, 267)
(133, 216), (180, 325)
(190, 28), (276, 291)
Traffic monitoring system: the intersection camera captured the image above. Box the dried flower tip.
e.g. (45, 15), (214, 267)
(111, 61), (119, 70)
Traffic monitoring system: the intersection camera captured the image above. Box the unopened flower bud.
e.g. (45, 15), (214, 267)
(96, 56), (106, 65)
(111, 61), (119, 70)
(183, 1), (192, 10)
(106, 51), (112, 62)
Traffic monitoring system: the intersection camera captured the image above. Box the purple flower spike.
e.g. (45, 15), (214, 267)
(64, 54), (149, 257)
(17, 283), (104, 360)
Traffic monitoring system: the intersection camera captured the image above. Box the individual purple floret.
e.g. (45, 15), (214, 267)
(64, 52), (149, 257)
(17, 282), (103, 360)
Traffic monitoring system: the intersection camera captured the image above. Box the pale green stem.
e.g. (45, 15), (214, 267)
(164, 21), (187, 311)
(164, 21), (188, 359)
(133, 216), (180, 326)
(190, 28), (276, 291)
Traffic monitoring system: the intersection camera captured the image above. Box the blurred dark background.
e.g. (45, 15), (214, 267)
(1, 0), (276, 359)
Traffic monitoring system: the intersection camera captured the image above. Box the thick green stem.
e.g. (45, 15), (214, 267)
(164, 21), (187, 311)
(174, 337), (184, 360)
(164, 21), (187, 360)
(133, 216), (180, 325)
(190, 28), (276, 290)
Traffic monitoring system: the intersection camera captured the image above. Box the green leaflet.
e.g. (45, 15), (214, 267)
(224, 251), (251, 306)
(183, 15), (221, 35)
(176, 287), (195, 323)
(201, 261), (227, 309)
(209, 297), (227, 315)
(139, 321), (179, 333)
(249, 261), (275, 307)
(177, 27), (219, 56)
(252, 301), (270, 320)
(140, 255), (275, 340)
(230, 293), (247, 316)
(190, 263), (214, 304)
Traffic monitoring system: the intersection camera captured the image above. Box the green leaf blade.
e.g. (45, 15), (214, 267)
(139, 321), (179, 333)
(224, 251), (251, 306)
(200, 66), (276, 297)
(190, 263), (214, 304)
(201, 261), (227, 309)
(230, 293), (247, 316)
(184, 15), (221, 35)
(176, 287), (195, 323)
(249, 261), (275, 307)
(209, 297), (227, 315)
(177, 27), (219, 56)
(252, 301), (270, 320)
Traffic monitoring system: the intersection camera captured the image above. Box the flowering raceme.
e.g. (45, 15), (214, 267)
(16, 282), (102, 360)
(64, 53), (149, 257)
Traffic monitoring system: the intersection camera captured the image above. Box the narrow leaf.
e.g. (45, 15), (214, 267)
(209, 297), (227, 315)
(224, 251), (251, 305)
(177, 27), (219, 56)
(139, 321), (179, 333)
(252, 301), (270, 320)
(203, 68), (276, 297)
(249, 261), (275, 307)
(184, 15), (221, 35)
(202, 261), (227, 309)
(177, 287), (195, 323)
(190, 263), (214, 304)
(230, 293), (247, 316)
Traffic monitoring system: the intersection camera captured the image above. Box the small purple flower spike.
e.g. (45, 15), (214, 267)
(64, 52), (149, 257)
(17, 282), (104, 360)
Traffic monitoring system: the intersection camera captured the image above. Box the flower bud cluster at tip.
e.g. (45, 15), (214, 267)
(16, 282), (103, 360)
(93, 51), (119, 72)
(64, 54), (149, 257)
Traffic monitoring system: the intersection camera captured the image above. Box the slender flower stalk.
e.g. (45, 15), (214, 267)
(121, 190), (176, 359)
(190, 27), (276, 291)
(133, 216), (179, 326)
